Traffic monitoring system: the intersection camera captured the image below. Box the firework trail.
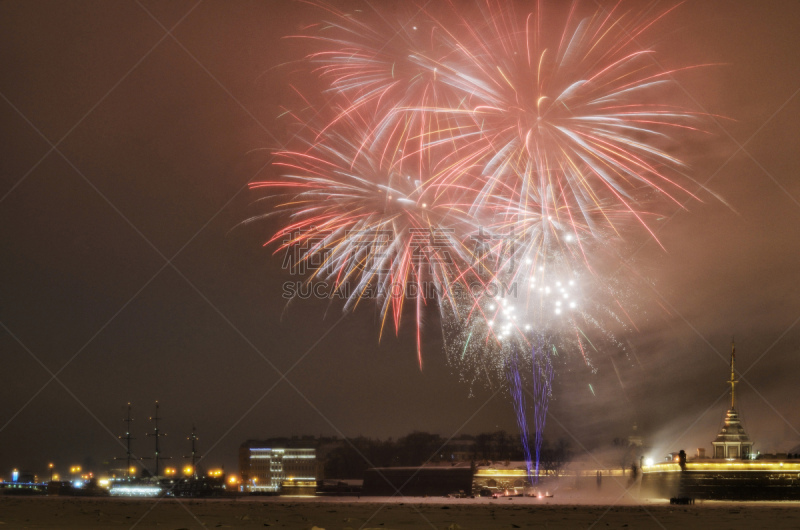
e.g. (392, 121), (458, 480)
(532, 341), (555, 482)
(507, 349), (533, 479)
(251, 0), (713, 479)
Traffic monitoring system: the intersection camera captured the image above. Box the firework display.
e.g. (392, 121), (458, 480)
(250, 0), (709, 480)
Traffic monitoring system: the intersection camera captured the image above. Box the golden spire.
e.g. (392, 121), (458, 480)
(729, 337), (737, 409)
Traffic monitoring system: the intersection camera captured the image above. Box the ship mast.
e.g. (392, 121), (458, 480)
(116, 403), (135, 478)
(147, 401), (170, 477)
(184, 424), (201, 479)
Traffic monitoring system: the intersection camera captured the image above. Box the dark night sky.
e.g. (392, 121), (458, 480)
(1, 0), (799, 476)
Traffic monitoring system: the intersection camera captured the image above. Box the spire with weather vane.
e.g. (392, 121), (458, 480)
(729, 337), (738, 409)
(712, 337), (752, 459)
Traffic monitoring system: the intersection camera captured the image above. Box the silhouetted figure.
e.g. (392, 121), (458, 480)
(678, 450), (687, 471)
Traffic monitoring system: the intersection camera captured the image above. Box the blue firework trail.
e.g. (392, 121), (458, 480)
(531, 343), (555, 482)
(507, 349), (533, 480)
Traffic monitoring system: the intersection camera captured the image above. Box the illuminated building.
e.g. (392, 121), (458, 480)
(472, 466), (533, 494)
(280, 478), (317, 496)
(239, 444), (318, 493)
(641, 340), (800, 500)
(711, 408), (752, 459)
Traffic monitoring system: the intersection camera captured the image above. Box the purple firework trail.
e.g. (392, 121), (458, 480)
(532, 344), (555, 483)
(507, 351), (533, 481)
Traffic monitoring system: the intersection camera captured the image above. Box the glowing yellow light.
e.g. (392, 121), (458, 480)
(164, 467), (177, 476)
(474, 469), (528, 477)
(643, 461), (800, 473)
(227, 475), (239, 485)
(183, 465), (193, 476)
(129, 466), (137, 475)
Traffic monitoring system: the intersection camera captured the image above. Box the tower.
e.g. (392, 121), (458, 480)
(711, 339), (753, 459)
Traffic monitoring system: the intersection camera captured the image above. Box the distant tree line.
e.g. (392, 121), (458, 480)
(537, 438), (573, 477)
(320, 431), (572, 479)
